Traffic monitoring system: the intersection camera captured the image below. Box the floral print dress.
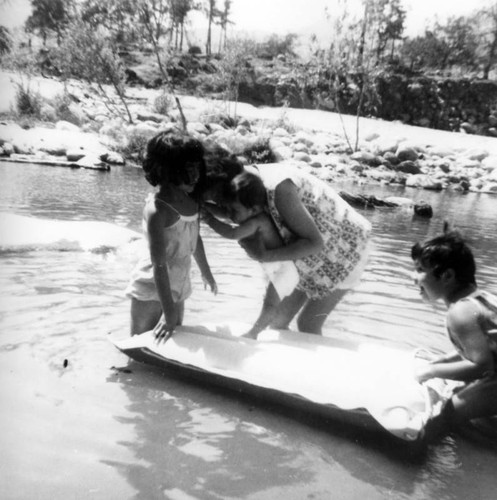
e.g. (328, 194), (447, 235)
(257, 164), (372, 299)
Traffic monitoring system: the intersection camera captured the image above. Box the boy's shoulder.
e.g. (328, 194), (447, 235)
(447, 296), (481, 331)
(446, 290), (497, 336)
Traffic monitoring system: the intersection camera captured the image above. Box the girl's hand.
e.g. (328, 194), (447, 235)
(414, 364), (434, 384)
(239, 229), (266, 261)
(154, 311), (178, 343)
(202, 273), (218, 295)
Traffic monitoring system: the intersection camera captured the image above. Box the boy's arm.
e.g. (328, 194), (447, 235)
(193, 234), (217, 294)
(204, 211), (259, 241)
(416, 301), (495, 382)
(430, 351), (462, 364)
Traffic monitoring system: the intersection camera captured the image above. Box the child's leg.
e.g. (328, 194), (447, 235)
(296, 289), (348, 334)
(176, 301), (185, 326)
(449, 376), (497, 423)
(243, 284), (282, 338)
(130, 297), (162, 335)
(268, 287), (307, 330)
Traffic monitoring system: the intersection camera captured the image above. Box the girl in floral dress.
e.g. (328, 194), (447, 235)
(206, 162), (372, 337)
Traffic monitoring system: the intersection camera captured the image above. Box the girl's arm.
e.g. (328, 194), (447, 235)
(147, 206), (179, 340)
(194, 233), (218, 294)
(241, 179), (323, 262)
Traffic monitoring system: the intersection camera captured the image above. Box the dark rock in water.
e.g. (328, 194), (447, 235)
(383, 151), (400, 165)
(414, 202), (433, 218)
(339, 191), (398, 209)
(396, 145), (419, 162)
(395, 160), (421, 174)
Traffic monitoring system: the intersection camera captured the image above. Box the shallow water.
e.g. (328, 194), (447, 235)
(0, 161), (496, 500)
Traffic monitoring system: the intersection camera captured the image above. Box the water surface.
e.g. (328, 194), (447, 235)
(1, 162), (496, 500)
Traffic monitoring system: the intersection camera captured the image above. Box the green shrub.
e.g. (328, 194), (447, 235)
(118, 128), (156, 164)
(200, 108), (239, 128)
(153, 91), (172, 115)
(241, 137), (276, 164)
(51, 91), (84, 125)
(188, 45), (202, 56)
(15, 82), (42, 118)
(272, 108), (299, 134)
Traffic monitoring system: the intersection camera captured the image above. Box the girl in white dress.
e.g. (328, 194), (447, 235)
(126, 132), (217, 340)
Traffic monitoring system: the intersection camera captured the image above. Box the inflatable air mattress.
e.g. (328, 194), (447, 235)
(111, 322), (458, 443)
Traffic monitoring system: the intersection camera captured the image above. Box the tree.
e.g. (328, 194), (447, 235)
(314, 0), (385, 151)
(136, 0), (188, 130)
(400, 15), (478, 73)
(400, 31), (449, 70)
(79, 0), (138, 45)
(217, 0), (232, 52)
(205, 0), (216, 57)
(475, 2), (497, 79)
(0, 25), (12, 55)
(257, 33), (298, 59)
(137, 0), (171, 46)
(170, 0), (197, 51)
(439, 15), (479, 69)
(57, 20), (134, 123)
(369, 0), (406, 62)
(218, 37), (255, 118)
(25, 0), (73, 45)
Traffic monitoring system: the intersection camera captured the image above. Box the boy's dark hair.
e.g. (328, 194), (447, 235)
(142, 131), (205, 192)
(229, 171), (267, 209)
(411, 222), (476, 285)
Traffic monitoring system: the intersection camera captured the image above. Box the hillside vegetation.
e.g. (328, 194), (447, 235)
(2, 0), (497, 140)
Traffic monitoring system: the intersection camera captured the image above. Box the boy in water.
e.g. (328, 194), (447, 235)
(202, 170), (299, 338)
(412, 223), (497, 425)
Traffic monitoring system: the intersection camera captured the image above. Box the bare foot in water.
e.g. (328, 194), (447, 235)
(241, 329), (260, 339)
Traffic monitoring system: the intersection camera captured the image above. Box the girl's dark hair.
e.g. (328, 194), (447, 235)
(142, 131), (206, 196)
(411, 222), (476, 285)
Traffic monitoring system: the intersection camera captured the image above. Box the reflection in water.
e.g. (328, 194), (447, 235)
(107, 358), (495, 500)
(106, 364), (317, 499)
(1, 162), (497, 499)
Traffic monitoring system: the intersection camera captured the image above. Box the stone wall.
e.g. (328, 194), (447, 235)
(236, 73), (497, 138)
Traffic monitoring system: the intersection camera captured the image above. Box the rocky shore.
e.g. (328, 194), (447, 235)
(1, 71), (497, 197)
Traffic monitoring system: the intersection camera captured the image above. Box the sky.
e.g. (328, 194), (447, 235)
(227, 0), (486, 37)
(0, 0), (489, 37)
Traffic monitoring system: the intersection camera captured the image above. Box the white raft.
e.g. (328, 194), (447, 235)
(111, 322), (456, 443)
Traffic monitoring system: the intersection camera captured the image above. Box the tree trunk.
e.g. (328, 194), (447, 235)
(483, 29), (497, 79)
(206, 1), (213, 57)
(357, 1), (370, 68)
(206, 19), (212, 57)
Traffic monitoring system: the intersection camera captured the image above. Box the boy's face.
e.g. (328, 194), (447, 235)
(413, 259), (445, 303)
(229, 200), (261, 224)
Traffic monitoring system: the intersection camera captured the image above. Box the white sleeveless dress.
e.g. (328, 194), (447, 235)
(126, 194), (199, 303)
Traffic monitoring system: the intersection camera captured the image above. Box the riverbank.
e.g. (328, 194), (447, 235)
(1, 71), (497, 194)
